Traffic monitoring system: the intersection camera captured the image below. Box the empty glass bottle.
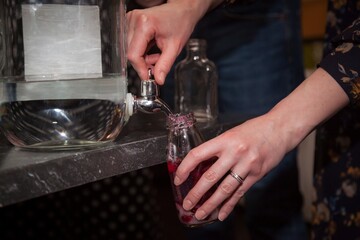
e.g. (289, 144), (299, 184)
(175, 39), (218, 122)
(166, 113), (219, 227)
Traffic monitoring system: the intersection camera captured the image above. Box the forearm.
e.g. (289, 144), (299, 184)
(267, 67), (349, 152)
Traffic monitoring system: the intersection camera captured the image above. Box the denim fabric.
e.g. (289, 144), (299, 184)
(162, 0), (308, 239)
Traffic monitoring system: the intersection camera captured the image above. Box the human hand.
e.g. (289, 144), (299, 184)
(173, 67), (350, 222)
(173, 114), (291, 222)
(126, 1), (219, 84)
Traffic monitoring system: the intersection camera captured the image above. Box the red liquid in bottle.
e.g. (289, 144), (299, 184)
(166, 113), (219, 227)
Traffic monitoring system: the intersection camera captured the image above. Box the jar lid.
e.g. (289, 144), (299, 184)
(167, 112), (196, 130)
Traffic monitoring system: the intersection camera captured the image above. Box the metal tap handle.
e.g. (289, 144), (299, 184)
(140, 79), (158, 98)
(140, 69), (158, 98)
(148, 68), (154, 79)
(134, 68), (172, 115)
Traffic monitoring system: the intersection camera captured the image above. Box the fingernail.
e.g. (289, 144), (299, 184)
(174, 176), (181, 186)
(218, 212), (227, 222)
(195, 210), (206, 220)
(183, 199), (193, 211)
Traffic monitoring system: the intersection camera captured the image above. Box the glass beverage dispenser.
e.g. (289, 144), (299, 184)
(0, 0), (170, 149)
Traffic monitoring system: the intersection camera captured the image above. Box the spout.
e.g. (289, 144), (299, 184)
(135, 97), (172, 115)
(133, 70), (173, 115)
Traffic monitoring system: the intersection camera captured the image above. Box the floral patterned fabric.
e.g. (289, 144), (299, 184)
(320, 20), (360, 106)
(312, 1), (360, 239)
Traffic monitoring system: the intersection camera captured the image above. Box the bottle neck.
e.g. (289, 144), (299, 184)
(186, 39), (207, 60)
(167, 113), (196, 131)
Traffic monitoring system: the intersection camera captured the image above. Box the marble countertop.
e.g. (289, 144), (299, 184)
(0, 112), (249, 208)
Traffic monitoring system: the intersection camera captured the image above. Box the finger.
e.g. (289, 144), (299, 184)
(153, 41), (182, 85)
(175, 136), (225, 186)
(218, 185), (246, 221)
(181, 155), (234, 211)
(181, 152), (237, 205)
(145, 53), (161, 66)
(127, 13), (155, 80)
(193, 173), (243, 221)
(218, 174), (256, 221)
(190, 165), (247, 220)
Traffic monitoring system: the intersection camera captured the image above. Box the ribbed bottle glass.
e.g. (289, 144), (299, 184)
(175, 39), (218, 122)
(166, 113), (219, 227)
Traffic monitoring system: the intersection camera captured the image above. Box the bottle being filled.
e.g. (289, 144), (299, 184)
(166, 112), (219, 227)
(174, 39), (218, 123)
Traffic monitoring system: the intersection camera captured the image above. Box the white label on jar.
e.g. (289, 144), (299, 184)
(22, 4), (102, 81)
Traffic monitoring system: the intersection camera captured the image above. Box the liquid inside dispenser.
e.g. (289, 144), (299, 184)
(0, 1), (129, 149)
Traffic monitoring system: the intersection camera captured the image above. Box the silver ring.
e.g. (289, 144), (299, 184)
(229, 170), (245, 184)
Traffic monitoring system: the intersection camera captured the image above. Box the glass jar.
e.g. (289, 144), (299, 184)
(166, 113), (219, 227)
(174, 39), (218, 123)
(0, 1), (128, 149)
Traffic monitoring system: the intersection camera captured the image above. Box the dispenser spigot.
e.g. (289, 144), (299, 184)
(125, 69), (172, 120)
(140, 69), (158, 98)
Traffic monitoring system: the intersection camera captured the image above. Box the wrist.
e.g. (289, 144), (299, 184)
(265, 109), (311, 154)
(266, 68), (349, 152)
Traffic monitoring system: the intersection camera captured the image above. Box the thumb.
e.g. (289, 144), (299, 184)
(153, 42), (181, 85)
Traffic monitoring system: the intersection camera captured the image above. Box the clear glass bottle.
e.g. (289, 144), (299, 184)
(166, 113), (219, 227)
(175, 39), (218, 122)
